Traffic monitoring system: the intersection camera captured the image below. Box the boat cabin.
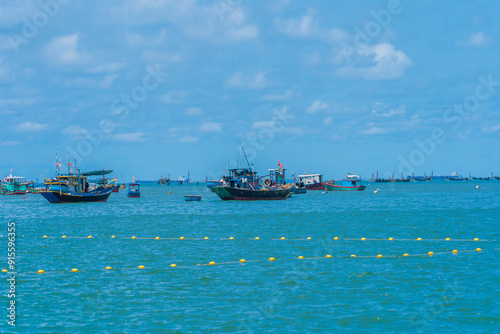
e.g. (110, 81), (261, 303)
(298, 173), (323, 186)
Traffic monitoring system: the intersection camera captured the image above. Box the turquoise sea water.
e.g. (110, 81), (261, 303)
(1, 181), (499, 333)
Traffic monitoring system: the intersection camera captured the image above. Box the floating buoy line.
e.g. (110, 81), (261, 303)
(1, 247), (495, 275)
(38, 235), (492, 242)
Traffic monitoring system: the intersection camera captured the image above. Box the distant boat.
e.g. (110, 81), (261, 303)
(40, 170), (114, 203)
(127, 183), (140, 198)
(0, 173), (32, 195)
(325, 174), (366, 191)
(158, 176), (170, 185)
(184, 195), (201, 201)
(291, 181), (307, 194)
(297, 173), (325, 190)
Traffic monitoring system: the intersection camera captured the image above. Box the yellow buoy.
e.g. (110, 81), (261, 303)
(71, 268), (78, 272)
(452, 250), (458, 254)
(361, 237), (366, 241)
(403, 253), (409, 257)
(204, 237), (209, 240)
(62, 236), (67, 238)
(281, 237), (286, 240)
(168, 191), (172, 194)
(43, 235), (47, 238)
(474, 238), (479, 241)
(326, 255), (332, 258)
(377, 254), (383, 258)
(334, 237), (339, 240)
(132, 236), (136, 239)
(445, 238), (450, 241)
(2, 269), (8, 272)
(255, 237), (259, 240)
(428, 252), (434, 256)
(180, 237), (185, 240)
(307, 237), (311, 240)
(88, 236), (92, 239)
(209, 261), (215, 266)
(37, 270), (44, 274)
(155, 237), (160, 240)
(111, 236), (115, 238)
(417, 238), (422, 241)
(229, 237), (234, 240)
(351, 254), (356, 258)
(138, 265), (145, 269)
(170, 264), (177, 267)
(269, 257), (275, 261)
(388, 238), (393, 241)
(298, 256), (304, 259)
(476, 248), (482, 252)
(105, 266), (112, 270)
(240, 259), (246, 263)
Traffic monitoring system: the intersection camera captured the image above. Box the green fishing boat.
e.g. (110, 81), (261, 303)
(0, 173), (33, 195)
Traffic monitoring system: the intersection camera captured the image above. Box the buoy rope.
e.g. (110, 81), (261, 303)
(8, 247), (494, 275)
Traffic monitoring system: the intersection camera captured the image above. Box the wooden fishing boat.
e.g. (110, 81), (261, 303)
(325, 174), (366, 191)
(0, 173), (32, 195)
(40, 170), (114, 203)
(127, 183), (140, 198)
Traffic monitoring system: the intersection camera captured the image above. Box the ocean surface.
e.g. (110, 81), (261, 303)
(1, 181), (499, 333)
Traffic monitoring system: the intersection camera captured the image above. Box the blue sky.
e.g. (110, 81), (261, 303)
(1, 0), (499, 181)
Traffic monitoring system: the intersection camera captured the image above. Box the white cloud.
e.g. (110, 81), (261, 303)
(185, 107), (202, 116)
(371, 103), (406, 117)
(112, 132), (147, 142)
(44, 34), (82, 65)
(199, 122), (222, 132)
(360, 127), (390, 135)
(324, 117), (333, 126)
(481, 124), (500, 133)
(62, 125), (88, 136)
(337, 43), (411, 80)
(179, 134), (198, 143)
(252, 121), (275, 129)
(275, 10), (349, 43)
(227, 71), (269, 89)
(226, 25), (259, 41)
(306, 100), (328, 114)
(458, 32), (491, 47)
(16, 122), (47, 132)
(263, 90), (293, 101)
(0, 140), (22, 147)
(161, 91), (187, 104)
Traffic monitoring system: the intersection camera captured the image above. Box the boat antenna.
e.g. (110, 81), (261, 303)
(239, 142), (251, 169)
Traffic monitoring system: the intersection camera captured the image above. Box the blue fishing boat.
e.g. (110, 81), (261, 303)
(291, 181), (307, 194)
(127, 182), (140, 198)
(40, 170), (114, 203)
(325, 174), (366, 191)
(184, 195), (201, 201)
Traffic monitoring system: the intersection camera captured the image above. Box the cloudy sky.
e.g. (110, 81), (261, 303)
(1, 0), (499, 181)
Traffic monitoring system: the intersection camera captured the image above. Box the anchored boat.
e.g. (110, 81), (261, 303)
(211, 158), (293, 201)
(325, 174), (366, 191)
(297, 173), (325, 190)
(0, 172), (33, 195)
(40, 170), (114, 203)
(127, 182), (140, 198)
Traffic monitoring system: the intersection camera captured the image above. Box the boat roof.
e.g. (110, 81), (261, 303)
(346, 174), (360, 178)
(81, 170), (114, 176)
(268, 168), (286, 171)
(5, 174), (25, 180)
(298, 173), (322, 177)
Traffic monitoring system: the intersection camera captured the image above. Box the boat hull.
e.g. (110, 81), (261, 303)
(324, 183), (366, 191)
(40, 189), (113, 203)
(127, 192), (140, 198)
(211, 186), (292, 201)
(305, 183), (325, 191)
